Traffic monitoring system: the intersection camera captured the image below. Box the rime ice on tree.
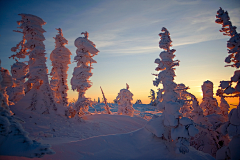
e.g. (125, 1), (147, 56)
(11, 14), (57, 114)
(116, 84), (134, 116)
(50, 28), (71, 106)
(7, 61), (28, 103)
(215, 7), (240, 160)
(200, 80), (220, 116)
(71, 32), (99, 116)
(147, 27), (198, 154)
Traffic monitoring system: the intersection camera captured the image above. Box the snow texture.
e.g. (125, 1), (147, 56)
(50, 28), (71, 106)
(1, 104), (215, 160)
(70, 31), (99, 116)
(116, 84), (134, 116)
(11, 14), (57, 114)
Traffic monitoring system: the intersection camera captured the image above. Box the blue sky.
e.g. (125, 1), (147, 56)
(0, 0), (240, 104)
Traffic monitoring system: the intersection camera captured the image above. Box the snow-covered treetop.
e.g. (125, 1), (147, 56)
(159, 27), (172, 51)
(10, 13), (46, 60)
(53, 28), (68, 48)
(18, 14), (46, 26)
(202, 80), (214, 98)
(216, 7), (240, 68)
(74, 31), (99, 55)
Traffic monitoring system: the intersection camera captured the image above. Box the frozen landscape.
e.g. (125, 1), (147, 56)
(0, 1), (240, 160)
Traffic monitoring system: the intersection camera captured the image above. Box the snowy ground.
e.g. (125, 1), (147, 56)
(0, 104), (214, 160)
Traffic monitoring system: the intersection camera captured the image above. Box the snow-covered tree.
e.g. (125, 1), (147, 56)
(146, 27), (199, 154)
(7, 61), (28, 103)
(0, 65), (54, 158)
(116, 84), (134, 116)
(200, 80), (220, 116)
(11, 14), (57, 114)
(50, 28), (71, 106)
(215, 7), (240, 160)
(148, 89), (156, 106)
(71, 31), (99, 116)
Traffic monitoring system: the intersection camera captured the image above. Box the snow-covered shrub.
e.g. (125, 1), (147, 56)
(116, 84), (134, 116)
(50, 28), (71, 106)
(135, 99), (142, 104)
(0, 66), (54, 158)
(147, 27), (199, 154)
(11, 14), (57, 114)
(215, 7), (240, 160)
(7, 61), (28, 103)
(71, 32), (99, 116)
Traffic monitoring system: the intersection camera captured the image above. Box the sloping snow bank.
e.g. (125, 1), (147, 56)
(2, 128), (214, 160)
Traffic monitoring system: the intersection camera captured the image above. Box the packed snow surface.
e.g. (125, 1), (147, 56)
(0, 104), (214, 160)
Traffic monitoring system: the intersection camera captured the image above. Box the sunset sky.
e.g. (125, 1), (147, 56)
(0, 0), (240, 106)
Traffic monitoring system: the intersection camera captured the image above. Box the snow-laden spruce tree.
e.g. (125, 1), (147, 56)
(50, 28), (71, 106)
(0, 64), (54, 158)
(116, 84), (134, 116)
(6, 61), (28, 104)
(200, 80), (221, 116)
(215, 7), (240, 160)
(11, 14), (57, 114)
(146, 27), (199, 154)
(71, 32), (99, 116)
